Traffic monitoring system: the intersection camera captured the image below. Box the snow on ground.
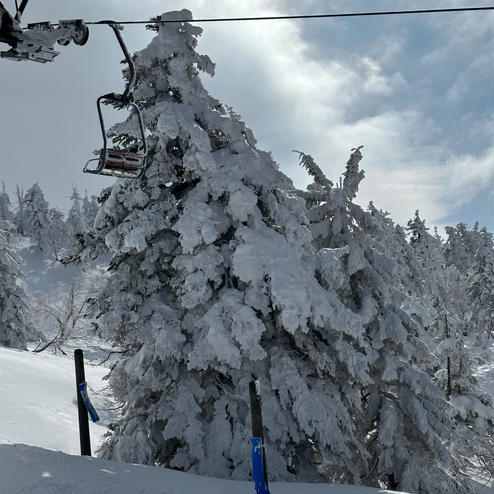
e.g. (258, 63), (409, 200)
(0, 346), (403, 494)
(476, 360), (494, 400)
(0, 443), (405, 494)
(0, 346), (112, 455)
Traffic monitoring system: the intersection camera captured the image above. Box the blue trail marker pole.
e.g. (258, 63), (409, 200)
(251, 438), (270, 494)
(249, 379), (270, 494)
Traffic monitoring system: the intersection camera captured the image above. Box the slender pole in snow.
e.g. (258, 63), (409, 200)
(74, 349), (91, 456)
(249, 379), (269, 492)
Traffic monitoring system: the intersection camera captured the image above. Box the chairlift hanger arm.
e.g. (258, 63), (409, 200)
(0, 1), (19, 45)
(17, 0), (29, 15)
(15, 0), (29, 21)
(97, 21), (136, 102)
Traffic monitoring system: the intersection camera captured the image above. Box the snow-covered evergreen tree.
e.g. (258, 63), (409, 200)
(47, 208), (68, 260)
(467, 227), (494, 342)
(434, 308), (494, 484)
(0, 221), (32, 349)
(67, 185), (84, 237)
(406, 209), (494, 487)
(14, 185), (25, 235)
(0, 182), (13, 222)
(297, 149), (467, 493)
(22, 183), (51, 252)
(437, 224), (494, 483)
(405, 211), (447, 335)
(407, 211), (444, 280)
(89, 11), (374, 483)
(444, 223), (475, 275)
(405, 211), (456, 388)
(82, 192), (99, 230)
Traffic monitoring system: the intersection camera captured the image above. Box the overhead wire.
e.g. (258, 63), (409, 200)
(42, 6), (494, 28)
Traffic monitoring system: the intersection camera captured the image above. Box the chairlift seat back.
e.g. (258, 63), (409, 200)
(84, 148), (146, 178)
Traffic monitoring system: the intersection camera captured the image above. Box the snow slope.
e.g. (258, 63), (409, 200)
(0, 347), (112, 455)
(0, 346), (403, 494)
(0, 443), (402, 494)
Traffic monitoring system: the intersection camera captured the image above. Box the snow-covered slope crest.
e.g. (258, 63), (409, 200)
(0, 443), (404, 494)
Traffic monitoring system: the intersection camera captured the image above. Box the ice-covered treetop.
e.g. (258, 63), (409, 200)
(133, 10), (215, 103)
(143, 10), (213, 71)
(114, 9), (294, 192)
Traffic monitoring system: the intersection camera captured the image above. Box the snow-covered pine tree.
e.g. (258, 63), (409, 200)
(0, 182), (13, 222)
(22, 183), (51, 252)
(433, 303), (494, 484)
(297, 149), (467, 493)
(444, 223), (475, 275)
(466, 226), (494, 342)
(405, 211), (457, 385)
(67, 185), (84, 236)
(408, 215), (494, 484)
(89, 10), (373, 483)
(367, 204), (426, 309)
(82, 192), (99, 230)
(14, 185), (25, 235)
(407, 210), (444, 283)
(62, 188), (113, 267)
(438, 224), (494, 483)
(405, 211), (448, 340)
(47, 208), (68, 260)
(0, 221), (33, 349)
(441, 222), (494, 343)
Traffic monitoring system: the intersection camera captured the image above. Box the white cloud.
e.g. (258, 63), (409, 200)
(182, 1), (493, 229)
(0, 0), (491, 231)
(357, 147), (494, 226)
(421, 10), (493, 67)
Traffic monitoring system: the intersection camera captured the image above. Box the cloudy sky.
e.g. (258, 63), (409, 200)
(0, 0), (492, 232)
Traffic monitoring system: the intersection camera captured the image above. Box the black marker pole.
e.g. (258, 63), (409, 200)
(74, 349), (91, 456)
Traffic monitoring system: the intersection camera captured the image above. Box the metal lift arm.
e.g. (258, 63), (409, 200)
(97, 21), (136, 102)
(15, 0), (29, 22)
(0, 2), (19, 46)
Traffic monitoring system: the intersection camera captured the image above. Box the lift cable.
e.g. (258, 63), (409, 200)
(43, 6), (493, 28)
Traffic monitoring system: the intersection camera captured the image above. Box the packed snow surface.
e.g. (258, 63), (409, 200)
(0, 346), (404, 494)
(0, 346), (111, 454)
(0, 443), (409, 494)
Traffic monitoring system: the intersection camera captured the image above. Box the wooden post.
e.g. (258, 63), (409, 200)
(249, 379), (269, 488)
(74, 349), (91, 456)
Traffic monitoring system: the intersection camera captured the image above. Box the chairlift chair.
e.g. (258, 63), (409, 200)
(83, 22), (148, 179)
